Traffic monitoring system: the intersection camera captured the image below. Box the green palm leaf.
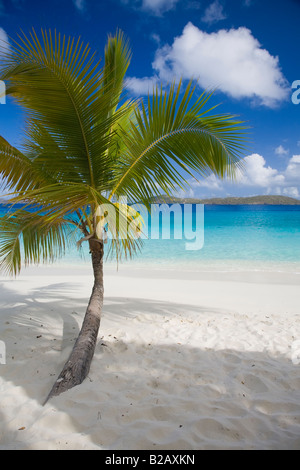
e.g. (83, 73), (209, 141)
(0, 208), (73, 276)
(0, 135), (50, 192)
(109, 81), (247, 205)
(1, 29), (126, 190)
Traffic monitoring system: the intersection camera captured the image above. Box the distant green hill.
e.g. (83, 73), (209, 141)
(150, 195), (300, 205)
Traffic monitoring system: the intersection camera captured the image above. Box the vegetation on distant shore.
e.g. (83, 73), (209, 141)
(1, 194), (300, 206)
(151, 195), (300, 205)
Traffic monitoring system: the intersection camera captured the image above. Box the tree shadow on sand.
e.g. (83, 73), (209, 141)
(0, 281), (300, 450)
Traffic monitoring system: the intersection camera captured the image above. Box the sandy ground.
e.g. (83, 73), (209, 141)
(0, 263), (300, 450)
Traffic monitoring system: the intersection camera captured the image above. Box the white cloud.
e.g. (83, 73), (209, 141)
(231, 153), (300, 197)
(151, 22), (289, 107)
(290, 155), (300, 163)
(283, 187), (299, 198)
(150, 33), (161, 45)
(285, 155), (300, 182)
(191, 174), (223, 191)
(126, 76), (160, 95)
(201, 1), (227, 24)
(191, 153), (300, 198)
(120, 0), (180, 15)
(0, 27), (9, 52)
(73, 0), (85, 11)
(237, 154), (285, 187)
(175, 187), (195, 198)
(275, 145), (289, 156)
(141, 0), (179, 15)
(176, 153), (300, 199)
(0, 27), (7, 39)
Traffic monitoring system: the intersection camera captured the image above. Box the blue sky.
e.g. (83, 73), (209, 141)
(0, 0), (300, 199)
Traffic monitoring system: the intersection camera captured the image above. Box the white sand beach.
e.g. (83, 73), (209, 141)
(0, 263), (300, 450)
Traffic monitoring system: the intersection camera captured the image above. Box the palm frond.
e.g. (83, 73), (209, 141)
(0, 29), (126, 189)
(102, 29), (131, 107)
(0, 208), (73, 276)
(109, 81), (248, 204)
(0, 135), (50, 193)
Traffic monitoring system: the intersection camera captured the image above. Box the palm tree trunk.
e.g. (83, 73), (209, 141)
(44, 239), (104, 404)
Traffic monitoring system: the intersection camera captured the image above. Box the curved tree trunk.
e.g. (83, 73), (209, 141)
(44, 239), (104, 404)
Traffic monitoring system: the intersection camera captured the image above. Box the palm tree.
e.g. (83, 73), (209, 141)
(0, 29), (247, 403)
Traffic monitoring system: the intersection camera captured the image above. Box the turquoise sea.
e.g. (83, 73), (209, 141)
(1, 204), (300, 273)
(127, 204), (300, 273)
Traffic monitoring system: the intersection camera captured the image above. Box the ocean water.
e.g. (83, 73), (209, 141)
(1, 204), (300, 272)
(125, 205), (300, 272)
